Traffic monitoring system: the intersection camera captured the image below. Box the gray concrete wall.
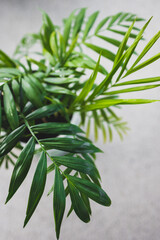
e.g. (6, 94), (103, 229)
(0, 0), (160, 239)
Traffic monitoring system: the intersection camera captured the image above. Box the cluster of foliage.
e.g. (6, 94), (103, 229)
(0, 8), (160, 239)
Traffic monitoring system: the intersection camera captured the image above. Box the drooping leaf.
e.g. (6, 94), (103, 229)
(6, 137), (35, 202)
(67, 175), (111, 206)
(24, 151), (47, 227)
(68, 180), (90, 223)
(53, 167), (66, 239)
(3, 83), (19, 130)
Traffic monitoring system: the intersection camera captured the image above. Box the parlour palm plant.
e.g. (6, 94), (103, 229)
(1, 8), (160, 239)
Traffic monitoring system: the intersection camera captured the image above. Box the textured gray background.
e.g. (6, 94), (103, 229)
(0, 0), (160, 239)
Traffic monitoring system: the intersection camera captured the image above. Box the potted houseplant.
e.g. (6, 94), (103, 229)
(0, 8), (160, 239)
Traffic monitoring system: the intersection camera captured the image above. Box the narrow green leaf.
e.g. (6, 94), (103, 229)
(68, 180), (90, 223)
(96, 34), (129, 49)
(26, 104), (61, 120)
(82, 98), (158, 111)
(31, 122), (83, 135)
(3, 84), (19, 130)
(67, 175), (111, 206)
(107, 12), (123, 28)
(115, 76), (160, 86)
(50, 32), (59, 59)
(94, 16), (110, 34)
(63, 10), (75, 48)
(71, 54), (101, 107)
(6, 137), (35, 202)
(0, 50), (16, 67)
(107, 28), (138, 39)
(103, 84), (160, 95)
(27, 58), (47, 71)
(113, 19), (136, 66)
(125, 52), (160, 76)
(53, 167), (66, 239)
(0, 68), (21, 76)
(44, 77), (78, 84)
(45, 85), (75, 96)
(72, 8), (86, 39)
(40, 137), (102, 154)
(84, 42), (115, 62)
(22, 76), (43, 107)
(82, 11), (99, 41)
(24, 151), (47, 227)
(0, 125), (26, 158)
(53, 155), (97, 177)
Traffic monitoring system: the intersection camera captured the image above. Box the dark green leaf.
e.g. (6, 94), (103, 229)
(31, 122), (83, 135)
(22, 76), (43, 107)
(40, 137), (102, 153)
(3, 83), (19, 130)
(6, 137), (35, 202)
(68, 180), (90, 223)
(45, 85), (75, 95)
(0, 125), (26, 158)
(52, 155), (97, 177)
(67, 175), (111, 206)
(26, 104), (61, 120)
(24, 151), (47, 227)
(53, 167), (66, 239)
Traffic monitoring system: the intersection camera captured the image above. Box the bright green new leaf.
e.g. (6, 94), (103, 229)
(24, 151), (47, 227)
(115, 76), (160, 86)
(72, 8), (86, 39)
(103, 84), (160, 95)
(82, 11), (99, 41)
(94, 16), (110, 34)
(6, 137), (35, 202)
(71, 54), (101, 107)
(82, 98), (158, 111)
